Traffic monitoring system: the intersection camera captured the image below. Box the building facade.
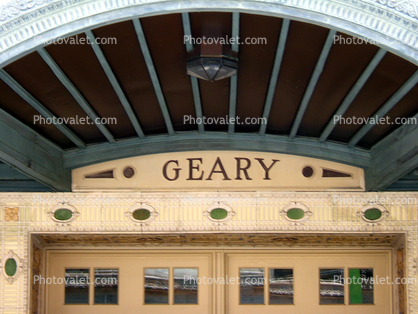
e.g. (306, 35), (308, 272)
(1, 0), (418, 313)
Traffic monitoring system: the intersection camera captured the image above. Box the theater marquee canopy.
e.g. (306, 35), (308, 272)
(0, 0), (417, 192)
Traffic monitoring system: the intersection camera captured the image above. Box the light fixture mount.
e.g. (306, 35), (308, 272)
(186, 38), (238, 82)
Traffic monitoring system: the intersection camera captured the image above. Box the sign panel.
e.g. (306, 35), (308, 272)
(72, 151), (365, 191)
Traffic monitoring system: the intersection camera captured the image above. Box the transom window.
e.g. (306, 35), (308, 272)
(64, 268), (118, 305)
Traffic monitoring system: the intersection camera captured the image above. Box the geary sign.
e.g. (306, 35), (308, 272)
(72, 151), (364, 191)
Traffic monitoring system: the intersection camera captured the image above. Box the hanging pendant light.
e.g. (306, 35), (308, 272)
(186, 35), (238, 82)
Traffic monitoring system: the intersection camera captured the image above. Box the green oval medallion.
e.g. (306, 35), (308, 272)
(286, 208), (305, 220)
(5, 258), (17, 277)
(364, 208), (382, 221)
(53, 208), (73, 221)
(132, 209), (151, 221)
(209, 208), (228, 220)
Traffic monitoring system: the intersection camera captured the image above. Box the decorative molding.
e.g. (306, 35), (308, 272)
(46, 204), (80, 225)
(125, 203), (158, 224)
(358, 204), (389, 223)
(372, 0), (418, 19)
(4, 206), (18, 221)
(204, 204), (235, 224)
(0, 0), (46, 22)
(281, 202), (313, 224)
(34, 232), (402, 247)
(4, 191), (410, 234)
(0, 250), (22, 284)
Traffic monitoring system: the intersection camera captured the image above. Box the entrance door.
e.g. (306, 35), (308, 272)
(46, 249), (392, 313)
(46, 251), (212, 314)
(226, 251), (391, 314)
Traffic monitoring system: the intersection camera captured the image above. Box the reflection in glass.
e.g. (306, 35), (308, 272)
(144, 268), (169, 304)
(320, 268), (344, 304)
(240, 268), (265, 304)
(65, 269), (89, 304)
(349, 268), (373, 304)
(174, 268), (198, 304)
(94, 269), (118, 304)
(269, 269), (294, 304)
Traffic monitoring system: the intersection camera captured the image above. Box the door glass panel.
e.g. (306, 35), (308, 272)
(240, 268), (265, 304)
(174, 268), (198, 304)
(349, 268), (373, 304)
(269, 268), (293, 304)
(319, 268), (344, 304)
(94, 269), (118, 304)
(65, 268), (89, 304)
(144, 268), (169, 304)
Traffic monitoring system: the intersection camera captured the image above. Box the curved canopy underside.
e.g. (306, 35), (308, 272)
(1, 1), (418, 191)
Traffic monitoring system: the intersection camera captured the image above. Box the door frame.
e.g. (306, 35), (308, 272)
(30, 233), (406, 314)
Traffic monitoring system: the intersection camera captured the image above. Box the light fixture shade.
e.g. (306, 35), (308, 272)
(187, 56), (238, 81)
